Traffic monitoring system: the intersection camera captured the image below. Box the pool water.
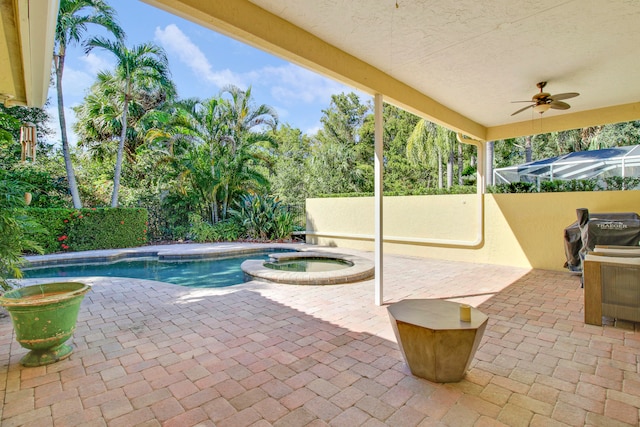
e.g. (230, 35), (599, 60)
(264, 258), (352, 272)
(23, 250), (291, 288)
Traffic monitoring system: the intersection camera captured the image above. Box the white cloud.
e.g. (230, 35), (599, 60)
(304, 123), (322, 136)
(154, 23), (350, 103)
(259, 64), (349, 106)
(80, 52), (114, 75)
(60, 66), (94, 98)
(155, 24), (245, 88)
(152, 23), (359, 131)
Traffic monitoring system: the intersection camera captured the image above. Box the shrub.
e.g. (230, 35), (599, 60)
(0, 166), (69, 208)
(25, 208), (148, 254)
(0, 178), (43, 289)
(189, 214), (244, 242)
(137, 190), (195, 242)
(487, 177), (640, 193)
(487, 182), (536, 193)
(560, 178), (600, 192)
(317, 185), (478, 198)
(230, 194), (294, 240)
(21, 208), (68, 253)
(603, 176), (640, 190)
(539, 180), (564, 192)
(273, 210), (295, 240)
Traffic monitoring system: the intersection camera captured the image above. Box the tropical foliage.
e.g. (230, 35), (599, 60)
(4, 84), (640, 245)
(0, 175), (43, 289)
(83, 37), (175, 207)
(54, 0), (124, 208)
(230, 194), (294, 241)
(2, 0), (639, 251)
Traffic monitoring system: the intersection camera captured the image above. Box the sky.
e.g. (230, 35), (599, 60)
(46, 0), (359, 146)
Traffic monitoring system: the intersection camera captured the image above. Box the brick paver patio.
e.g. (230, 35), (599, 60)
(1, 243), (639, 426)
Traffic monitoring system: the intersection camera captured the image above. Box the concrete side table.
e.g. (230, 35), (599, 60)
(387, 299), (488, 383)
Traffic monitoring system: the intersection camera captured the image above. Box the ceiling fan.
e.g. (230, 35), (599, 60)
(511, 82), (579, 116)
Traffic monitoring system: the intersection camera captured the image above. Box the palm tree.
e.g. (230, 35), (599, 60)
(72, 75), (122, 162)
(170, 143), (222, 223)
(147, 89), (277, 223)
(407, 119), (458, 189)
(218, 86), (277, 216)
(85, 38), (175, 207)
(221, 85), (278, 154)
(217, 132), (273, 219)
(54, 0), (124, 208)
(73, 70), (169, 164)
(407, 119), (443, 188)
(155, 97), (228, 223)
(143, 98), (202, 157)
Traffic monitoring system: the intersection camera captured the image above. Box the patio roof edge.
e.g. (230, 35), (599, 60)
(140, 0), (487, 141)
(486, 102), (640, 141)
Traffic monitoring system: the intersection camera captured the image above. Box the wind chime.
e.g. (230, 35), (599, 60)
(20, 122), (36, 162)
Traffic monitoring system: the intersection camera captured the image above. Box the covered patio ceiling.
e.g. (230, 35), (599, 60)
(142, 0), (640, 141)
(0, 0), (58, 107)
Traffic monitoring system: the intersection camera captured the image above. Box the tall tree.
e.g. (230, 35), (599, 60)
(147, 89), (276, 223)
(85, 38), (175, 207)
(486, 140), (495, 188)
(358, 104), (429, 194)
(524, 135), (533, 163)
(318, 93), (370, 161)
(218, 86), (277, 217)
(407, 119), (458, 188)
(149, 97), (229, 223)
(73, 69), (170, 163)
(309, 93), (371, 195)
(407, 119), (443, 188)
(221, 85), (278, 153)
(270, 125), (312, 205)
(54, 0), (124, 208)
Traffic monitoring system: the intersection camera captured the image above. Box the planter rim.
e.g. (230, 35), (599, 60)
(0, 282), (91, 307)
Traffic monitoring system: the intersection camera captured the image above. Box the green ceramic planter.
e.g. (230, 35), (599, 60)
(0, 282), (90, 367)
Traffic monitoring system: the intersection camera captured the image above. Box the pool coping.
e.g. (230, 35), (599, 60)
(20, 243), (374, 286)
(241, 251), (375, 285)
(23, 243), (304, 268)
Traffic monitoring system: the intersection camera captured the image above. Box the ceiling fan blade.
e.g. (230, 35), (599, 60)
(511, 104), (534, 116)
(549, 92), (579, 101)
(511, 100), (535, 103)
(550, 101), (571, 110)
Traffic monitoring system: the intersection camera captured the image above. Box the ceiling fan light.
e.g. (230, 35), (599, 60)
(533, 103), (551, 114)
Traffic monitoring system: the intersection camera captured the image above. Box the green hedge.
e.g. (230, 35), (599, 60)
(487, 177), (640, 194)
(317, 186), (477, 198)
(24, 208), (148, 254)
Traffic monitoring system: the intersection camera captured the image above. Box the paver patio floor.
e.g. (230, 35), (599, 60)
(1, 243), (639, 426)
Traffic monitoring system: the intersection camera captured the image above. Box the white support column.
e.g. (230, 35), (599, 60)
(485, 140), (494, 189)
(374, 94), (384, 306)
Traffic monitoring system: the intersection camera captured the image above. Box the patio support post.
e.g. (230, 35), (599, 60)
(485, 141), (494, 189)
(374, 93), (384, 306)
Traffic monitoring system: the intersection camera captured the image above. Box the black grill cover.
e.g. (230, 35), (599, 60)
(563, 209), (640, 271)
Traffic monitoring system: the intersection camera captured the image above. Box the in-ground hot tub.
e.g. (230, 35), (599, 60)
(264, 257), (353, 272)
(241, 251), (374, 285)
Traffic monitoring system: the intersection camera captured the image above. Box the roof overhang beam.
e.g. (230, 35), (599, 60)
(486, 102), (640, 141)
(0, 0), (58, 107)
(141, 0), (487, 140)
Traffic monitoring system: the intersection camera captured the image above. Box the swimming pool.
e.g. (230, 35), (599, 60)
(22, 250), (292, 288)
